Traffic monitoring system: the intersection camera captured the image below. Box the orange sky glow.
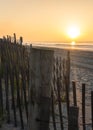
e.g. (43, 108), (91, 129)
(0, 0), (93, 43)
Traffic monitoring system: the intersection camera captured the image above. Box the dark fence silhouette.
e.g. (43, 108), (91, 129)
(0, 41), (29, 129)
(0, 40), (93, 130)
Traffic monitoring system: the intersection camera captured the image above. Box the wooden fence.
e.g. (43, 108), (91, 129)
(0, 41), (29, 129)
(0, 41), (93, 130)
(28, 47), (71, 130)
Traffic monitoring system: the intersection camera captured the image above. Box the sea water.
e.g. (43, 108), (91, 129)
(32, 42), (93, 51)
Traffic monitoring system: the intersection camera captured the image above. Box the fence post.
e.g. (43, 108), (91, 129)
(28, 47), (54, 130)
(10, 70), (17, 127)
(65, 51), (70, 118)
(51, 90), (57, 130)
(91, 91), (93, 130)
(72, 81), (77, 106)
(4, 63), (10, 123)
(0, 76), (3, 127)
(68, 106), (79, 130)
(82, 83), (86, 130)
(57, 78), (63, 130)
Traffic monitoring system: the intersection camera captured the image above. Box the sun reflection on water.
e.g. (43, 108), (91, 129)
(71, 41), (75, 49)
(71, 41), (75, 45)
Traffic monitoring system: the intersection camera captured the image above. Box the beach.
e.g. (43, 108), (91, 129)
(70, 49), (93, 130)
(1, 47), (93, 130)
(1, 0), (93, 129)
(49, 49), (93, 130)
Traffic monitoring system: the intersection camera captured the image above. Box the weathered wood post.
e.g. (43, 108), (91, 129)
(82, 83), (86, 130)
(13, 33), (16, 44)
(68, 106), (79, 130)
(28, 46), (54, 130)
(72, 81), (77, 106)
(19, 36), (23, 45)
(51, 90), (57, 130)
(91, 91), (93, 130)
(0, 76), (3, 127)
(65, 51), (70, 117)
(57, 78), (63, 130)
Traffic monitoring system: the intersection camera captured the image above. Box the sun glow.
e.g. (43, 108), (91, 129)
(71, 41), (76, 45)
(67, 25), (80, 39)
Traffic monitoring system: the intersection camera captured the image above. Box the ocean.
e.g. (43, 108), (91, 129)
(32, 42), (93, 51)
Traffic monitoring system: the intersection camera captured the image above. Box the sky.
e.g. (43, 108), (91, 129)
(0, 0), (93, 43)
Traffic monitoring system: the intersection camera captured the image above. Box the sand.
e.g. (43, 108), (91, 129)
(1, 49), (93, 130)
(70, 50), (93, 130)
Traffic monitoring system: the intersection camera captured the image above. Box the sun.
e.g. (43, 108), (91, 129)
(67, 25), (80, 39)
